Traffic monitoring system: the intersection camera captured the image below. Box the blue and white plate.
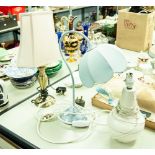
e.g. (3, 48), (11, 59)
(4, 66), (37, 79)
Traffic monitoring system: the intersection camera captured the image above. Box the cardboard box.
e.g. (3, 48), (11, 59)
(116, 9), (155, 51)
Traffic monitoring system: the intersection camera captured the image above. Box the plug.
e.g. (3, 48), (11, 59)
(56, 87), (67, 95)
(75, 96), (85, 107)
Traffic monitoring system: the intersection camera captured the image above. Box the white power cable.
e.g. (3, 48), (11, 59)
(35, 101), (116, 144)
(36, 116), (94, 144)
(36, 102), (96, 144)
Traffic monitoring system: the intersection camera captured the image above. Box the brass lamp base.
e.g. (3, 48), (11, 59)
(32, 94), (55, 108)
(31, 66), (55, 108)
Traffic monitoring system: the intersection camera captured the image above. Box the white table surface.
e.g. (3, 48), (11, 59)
(0, 72), (155, 149)
(0, 47), (155, 149)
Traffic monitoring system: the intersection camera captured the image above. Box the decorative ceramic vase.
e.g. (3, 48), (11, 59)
(108, 107), (145, 143)
(56, 31), (64, 50)
(63, 33), (79, 52)
(80, 22), (91, 55)
(61, 16), (79, 62)
(82, 22), (91, 37)
(56, 31), (62, 43)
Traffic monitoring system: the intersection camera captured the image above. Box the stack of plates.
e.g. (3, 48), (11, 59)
(0, 64), (9, 80)
(4, 66), (37, 89)
(10, 76), (37, 89)
(45, 60), (62, 77)
(0, 48), (7, 60)
(0, 48), (15, 62)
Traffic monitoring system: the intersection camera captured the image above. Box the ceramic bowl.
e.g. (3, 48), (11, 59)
(11, 74), (36, 83)
(4, 66), (37, 79)
(10, 76), (37, 89)
(4, 66), (37, 89)
(45, 61), (62, 77)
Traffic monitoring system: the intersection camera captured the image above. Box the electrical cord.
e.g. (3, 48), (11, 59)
(93, 110), (111, 126)
(36, 116), (94, 144)
(35, 100), (144, 144)
(36, 101), (96, 144)
(36, 99), (129, 144)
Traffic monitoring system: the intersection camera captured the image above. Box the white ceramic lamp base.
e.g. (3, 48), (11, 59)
(107, 73), (145, 143)
(107, 108), (145, 143)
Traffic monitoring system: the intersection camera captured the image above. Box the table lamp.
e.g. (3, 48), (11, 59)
(58, 30), (91, 125)
(79, 44), (145, 143)
(57, 31), (127, 126)
(107, 72), (145, 143)
(17, 11), (60, 107)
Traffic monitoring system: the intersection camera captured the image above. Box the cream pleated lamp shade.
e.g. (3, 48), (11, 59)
(17, 11), (60, 68)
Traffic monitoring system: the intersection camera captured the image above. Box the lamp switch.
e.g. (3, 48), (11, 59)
(72, 120), (90, 128)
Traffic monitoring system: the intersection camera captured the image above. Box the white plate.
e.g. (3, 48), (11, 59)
(46, 60), (61, 68)
(64, 71), (82, 88)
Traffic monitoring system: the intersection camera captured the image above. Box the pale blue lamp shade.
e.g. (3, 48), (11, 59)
(79, 44), (127, 87)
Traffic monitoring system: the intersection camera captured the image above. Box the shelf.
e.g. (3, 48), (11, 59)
(0, 26), (20, 34)
(53, 6), (92, 14)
